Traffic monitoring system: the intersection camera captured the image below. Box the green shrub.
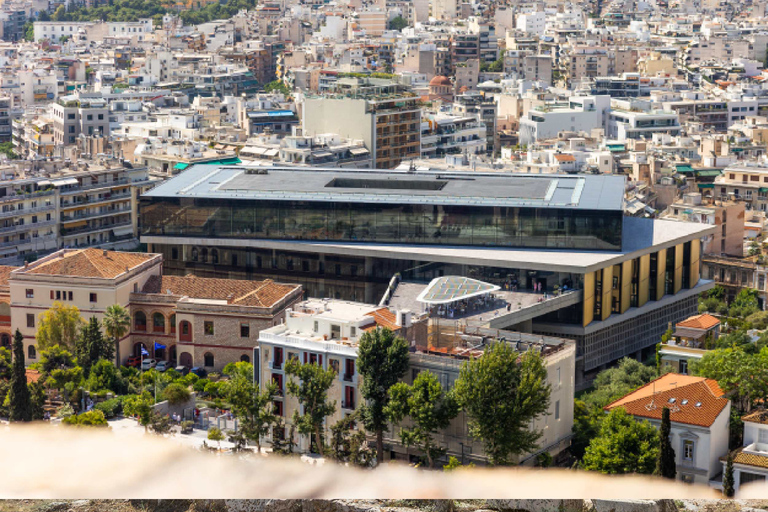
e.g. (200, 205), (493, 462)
(95, 397), (122, 418)
(193, 378), (210, 393)
(62, 409), (109, 427)
(163, 383), (191, 405)
(182, 373), (199, 386)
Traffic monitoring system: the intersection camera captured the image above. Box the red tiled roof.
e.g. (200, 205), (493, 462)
(363, 308), (399, 331)
(605, 373), (729, 428)
(0, 265), (20, 287)
(554, 154), (576, 162)
(676, 314), (720, 330)
(25, 249), (155, 279)
(25, 369), (42, 384)
(140, 275), (300, 308)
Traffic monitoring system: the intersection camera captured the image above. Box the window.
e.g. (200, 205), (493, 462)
(153, 313), (165, 333)
(313, 321), (319, 332)
(134, 311), (146, 331)
(679, 359), (688, 375)
(240, 323), (250, 338)
(683, 440), (695, 461)
(25, 289), (33, 298)
(26, 313), (34, 328)
(555, 400), (560, 420)
(68, 291), (73, 301)
(758, 429), (768, 444)
(169, 314), (176, 334)
(171, 247), (179, 260)
(90, 293), (97, 302)
(350, 326), (356, 337)
(28, 345), (36, 359)
(204, 352), (214, 367)
(55, 291), (61, 301)
(204, 321), (214, 335)
(329, 358), (339, 373)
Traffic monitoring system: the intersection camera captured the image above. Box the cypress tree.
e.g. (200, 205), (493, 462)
(723, 452), (735, 497)
(655, 407), (676, 479)
(9, 329), (32, 422)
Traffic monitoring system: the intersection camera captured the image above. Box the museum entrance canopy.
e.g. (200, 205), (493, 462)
(416, 276), (500, 305)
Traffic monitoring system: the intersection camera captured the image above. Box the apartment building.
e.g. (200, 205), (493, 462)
(0, 163), (159, 264)
(519, 95), (610, 145)
(607, 109), (681, 141)
(566, 47), (613, 83)
(452, 92), (497, 155)
(420, 113), (486, 158)
(302, 77), (421, 169)
(385, 327), (576, 465)
(660, 194), (744, 257)
(50, 96), (110, 148)
(713, 164), (768, 212)
(355, 9), (387, 37)
(659, 313), (721, 375)
(258, 298), (423, 453)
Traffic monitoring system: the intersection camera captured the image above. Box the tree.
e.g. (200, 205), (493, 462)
(388, 15), (408, 31)
(385, 370), (459, 468)
(691, 346), (768, 413)
(223, 362), (277, 453)
(74, 316), (113, 377)
(36, 302), (83, 351)
(582, 357), (658, 409)
(0, 142), (17, 159)
(208, 426), (225, 450)
(123, 392), (153, 431)
(582, 408), (659, 475)
(263, 80), (290, 95)
(654, 407), (676, 479)
(23, 21), (34, 41)
(357, 327), (410, 464)
(163, 383), (191, 405)
(571, 399), (604, 460)
(38, 344), (76, 374)
(729, 288), (760, 318)
(285, 358), (337, 454)
(0, 346), (11, 380)
(723, 452), (735, 497)
(453, 344), (551, 465)
(8, 329), (32, 422)
(149, 411), (173, 435)
(103, 304), (130, 367)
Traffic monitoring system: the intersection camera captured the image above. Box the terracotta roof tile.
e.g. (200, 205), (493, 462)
(676, 314), (720, 330)
(726, 447), (768, 469)
(0, 265), (20, 287)
(364, 308), (399, 331)
(141, 275), (300, 308)
(25, 369), (42, 384)
(605, 373), (729, 428)
(742, 410), (768, 425)
(554, 154), (576, 162)
(25, 249), (155, 279)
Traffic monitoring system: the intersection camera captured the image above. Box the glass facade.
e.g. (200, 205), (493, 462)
(140, 198), (623, 251)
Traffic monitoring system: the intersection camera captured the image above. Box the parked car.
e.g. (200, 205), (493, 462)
(156, 361), (171, 372)
(175, 365), (190, 376)
(125, 356), (142, 368)
(190, 366), (207, 378)
(141, 358), (157, 371)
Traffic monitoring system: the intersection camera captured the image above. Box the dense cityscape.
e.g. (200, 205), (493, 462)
(0, 0), (768, 506)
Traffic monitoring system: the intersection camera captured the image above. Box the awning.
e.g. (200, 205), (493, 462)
(200, 157), (243, 165)
(698, 183), (715, 189)
(313, 151), (333, 158)
(606, 144), (626, 152)
(51, 178), (79, 187)
(263, 149), (278, 157)
(36, 180), (52, 187)
(349, 147), (369, 155)
(696, 169), (722, 177)
(416, 276), (500, 305)
(675, 165), (695, 173)
(760, 188), (768, 194)
(174, 163), (190, 171)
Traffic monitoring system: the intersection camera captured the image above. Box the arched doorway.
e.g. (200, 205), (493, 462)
(169, 345), (177, 363)
(240, 354), (250, 363)
(179, 352), (193, 367)
(133, 342), (148, 357)
(0, 333), (10, 349)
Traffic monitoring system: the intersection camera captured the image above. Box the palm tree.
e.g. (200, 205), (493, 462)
(103, 304), (130, 367)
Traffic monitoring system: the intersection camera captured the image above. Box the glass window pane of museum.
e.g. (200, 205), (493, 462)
(140, 198), (623, 251)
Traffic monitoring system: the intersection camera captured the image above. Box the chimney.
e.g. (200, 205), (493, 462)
(227, 293), (235, 304)
(103, 249), (108, 257)
(23, 261), (28, 269)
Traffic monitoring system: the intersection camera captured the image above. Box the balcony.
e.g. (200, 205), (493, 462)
(342, 400), (356, 410)
(0, 219), (56, 235)
(60, 207), (131, 223)
(60, 177), (129, 195)
(60, 220), (132, 237)
(61, 191), (131, 208)
(0, 189), (54, 206)
(343, 373), (354, 382)
(270, 360), (283, 370)
(0, 203), (56, 219)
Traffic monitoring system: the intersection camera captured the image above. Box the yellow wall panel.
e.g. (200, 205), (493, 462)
(621, 260), (632, 314)
(638, 254), (650, 307)
(674, 244), (684, 294)
(689, 239), (700, 288)
(656, 249), (667, 301)
(602, 266), (613, 321)
(583, 271), (595, 327)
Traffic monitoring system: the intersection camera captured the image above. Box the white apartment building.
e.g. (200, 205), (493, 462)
(607, 109), (681, 141)
(32, 21), (107, 42)
(258, 299), (419, 453)
(106, 19), (153, 40)
(516, 12), (546, 36)
(519, 95), (610, 145)
(421, 113), (486, 158)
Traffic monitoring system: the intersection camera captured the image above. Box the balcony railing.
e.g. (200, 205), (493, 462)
(61, 191), (131, 207)
(60, 220), (132, 237)
(0, 189), (54, 206)
(61, 207), (131, 222)
(60, 178), (129, 194)
(0, 203), (56, 219)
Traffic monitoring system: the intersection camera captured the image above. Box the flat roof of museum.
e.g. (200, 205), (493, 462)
(143, 165), (626, 211)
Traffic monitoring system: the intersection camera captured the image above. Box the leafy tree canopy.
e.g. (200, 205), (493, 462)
(582, 408), (659, 474)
